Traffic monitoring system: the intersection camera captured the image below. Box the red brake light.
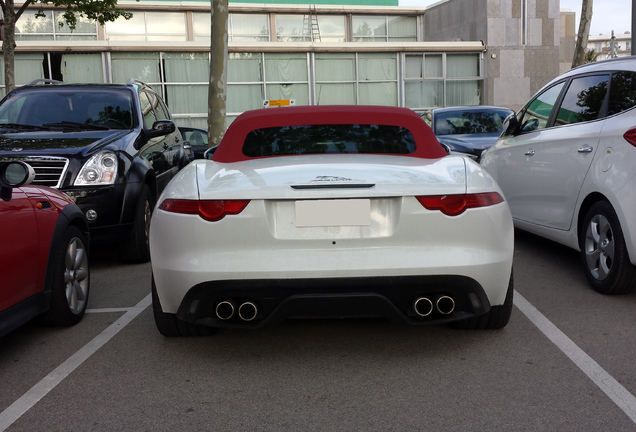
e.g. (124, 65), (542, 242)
(159, 199), (250, 221)
(416, 192), (504, 216)
(623, 127), (636, 147)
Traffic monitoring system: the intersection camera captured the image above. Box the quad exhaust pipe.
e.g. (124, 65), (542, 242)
(215, 300), (259, 322)
(413, 295), (455, 316)
(215, 300), (236, 320)
(238, 302), (258, 322)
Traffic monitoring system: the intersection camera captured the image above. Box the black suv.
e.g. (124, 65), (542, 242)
(0, 79), (188, 263)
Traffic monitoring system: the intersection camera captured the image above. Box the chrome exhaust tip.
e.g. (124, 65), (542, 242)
(215, 300), (236, 320)
(238, 301), (258, 322)
(413, 297), (434, 317)
(436, 296), (455, 315)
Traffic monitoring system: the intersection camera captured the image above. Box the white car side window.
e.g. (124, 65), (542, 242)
(520, 82), (565, 133)
(555, 74), (609, 126)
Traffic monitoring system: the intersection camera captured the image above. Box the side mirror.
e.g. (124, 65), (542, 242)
(203, 146), (218, 160)
(502, 113), (519, 136)
(0, 161), (35, 201)
(147, 120), (176, 139)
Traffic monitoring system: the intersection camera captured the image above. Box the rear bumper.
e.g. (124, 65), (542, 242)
(174, 275), (493, 329)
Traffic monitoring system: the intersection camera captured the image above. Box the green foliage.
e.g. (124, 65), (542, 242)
(31, 0), (135, 30)
(584, 49), (601, 64)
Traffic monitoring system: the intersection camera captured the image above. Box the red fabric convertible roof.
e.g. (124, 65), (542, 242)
(212, 105), (447, 162)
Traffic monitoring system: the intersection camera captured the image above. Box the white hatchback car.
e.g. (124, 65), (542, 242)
(481, 57), (636, 295)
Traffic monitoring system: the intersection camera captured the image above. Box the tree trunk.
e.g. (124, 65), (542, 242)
(208, 0), (228, 148)
(572, 0), (593, 68)
(1, 0), (17, 93)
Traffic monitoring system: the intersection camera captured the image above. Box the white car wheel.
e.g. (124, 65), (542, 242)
(581, 201), (636, 294)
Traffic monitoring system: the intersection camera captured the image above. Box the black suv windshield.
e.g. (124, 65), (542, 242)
(0, 87), (134, 130)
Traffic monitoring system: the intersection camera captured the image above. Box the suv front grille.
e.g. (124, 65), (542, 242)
(0, 156), (69, 188)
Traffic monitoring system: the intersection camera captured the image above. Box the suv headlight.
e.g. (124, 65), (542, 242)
(74, 151), (117, 186)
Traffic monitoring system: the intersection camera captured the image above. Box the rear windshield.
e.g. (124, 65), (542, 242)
(242, 124), (416, 157)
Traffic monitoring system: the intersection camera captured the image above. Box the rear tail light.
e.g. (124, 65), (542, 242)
(416, 192), (504, 216)
(623, 127), (636, 147)
(159, 199), (250, 222)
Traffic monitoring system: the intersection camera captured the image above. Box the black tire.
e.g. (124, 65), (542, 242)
(40, 226), (90, 326)
(152, 277), (216, 337)
(451, 271), (514, 330)
(120, 184), (154, 263)
(580, 201), (636, 294)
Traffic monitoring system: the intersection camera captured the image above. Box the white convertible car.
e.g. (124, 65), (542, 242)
(149, 105), (514, 336)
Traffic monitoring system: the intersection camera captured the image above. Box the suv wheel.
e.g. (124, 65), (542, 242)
(120, 184), (153, 263)
(580, 201), (636, 294)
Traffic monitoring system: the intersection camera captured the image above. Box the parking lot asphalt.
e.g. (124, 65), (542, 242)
(2, 229), (636, 431)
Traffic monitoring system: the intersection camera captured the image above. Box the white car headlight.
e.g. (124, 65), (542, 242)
(74, 151), (117, 186)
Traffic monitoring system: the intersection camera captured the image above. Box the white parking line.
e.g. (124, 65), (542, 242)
(514, 291), (636, 424)
(86, 307), (133, 314)
(0, 294), (151, 432)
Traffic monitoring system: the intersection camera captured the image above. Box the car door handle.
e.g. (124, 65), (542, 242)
(525, 150), (535, 156)
(578, 146), (593, 153)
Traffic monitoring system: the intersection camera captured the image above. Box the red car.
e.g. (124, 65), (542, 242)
(0, 161), (90, 338)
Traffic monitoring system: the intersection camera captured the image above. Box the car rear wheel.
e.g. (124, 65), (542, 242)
(450, 271), (513, 330)
(151, 278), (216, 337)
(580, 201), (636, 294)
(40, 226), (90, 326)
(120, 184), (153, 263)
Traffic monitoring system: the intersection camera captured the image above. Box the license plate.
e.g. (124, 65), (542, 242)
(295, 199), (371, 227)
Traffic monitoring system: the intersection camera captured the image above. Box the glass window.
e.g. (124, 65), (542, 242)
(358, 53), (397, 81)
(315, 53), (355, 81)
(352, 16), (386, 41)
(0, 88), (134, 128)
(434, 108), (512, 136)
(242, 124), (416, 157)
(387, 16), (416, 41)
(104, 12), (186, 41)
(146, 12), (187, 42)
(54, 12), (97, 40)
(228, 53), (263, 82)
(556, 75), (609, 125)
(317, 15), (346, 43)
(111, 52), (161, 84)
(520, 82), (565, 132)
(104, 13), (147, 41)
(315, 53), (356, 105)
(358, 53), (397, 106)
(276, 15), (310, 42)
(15, 11), (54, 40)
(139, 91), (158, 129)
(61, 53), (104, 83)
(264, 53), (310, 106)
(164, 53), (209, 115)
(405, 80), (444, 108)
(446, 80), (481, 106)
(230, 14), (269, 42)
(608, 71), (636, 116)
(447, 54), (479, 78)
(193, 13), (211, 42)
(0, 53), (45, 96)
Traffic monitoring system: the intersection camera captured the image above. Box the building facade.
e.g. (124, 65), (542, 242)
(0, 0), (571, 128)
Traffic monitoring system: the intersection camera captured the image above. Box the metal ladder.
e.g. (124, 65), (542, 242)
(306, 5), (321, 42)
